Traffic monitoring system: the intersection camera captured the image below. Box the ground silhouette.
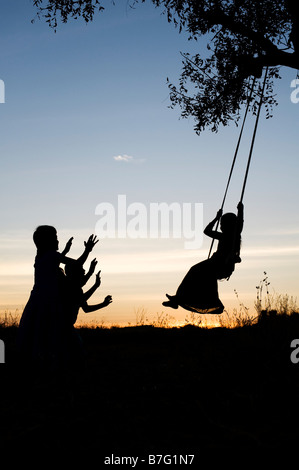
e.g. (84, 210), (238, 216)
(1, 312), (299, 458)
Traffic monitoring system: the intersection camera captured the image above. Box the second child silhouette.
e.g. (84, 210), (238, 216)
(62, 260), (112, 364)
(64, 260), (112, 326)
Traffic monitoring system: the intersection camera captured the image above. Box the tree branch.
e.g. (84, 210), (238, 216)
(211, 10), (279, 53)
(210, 9), (299, 71)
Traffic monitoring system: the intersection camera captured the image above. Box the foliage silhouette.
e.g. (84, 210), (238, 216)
(32, 0), (299, 132)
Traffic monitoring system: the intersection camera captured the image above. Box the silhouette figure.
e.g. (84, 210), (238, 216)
(163, 202), (244, 314)
(59, 259), (112, 366)
(17, 226), (98, 367)
(63, 259), (112, 326)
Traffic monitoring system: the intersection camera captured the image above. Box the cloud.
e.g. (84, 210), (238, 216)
(113, 154), (146, 164)
(113, 154), (133, 162)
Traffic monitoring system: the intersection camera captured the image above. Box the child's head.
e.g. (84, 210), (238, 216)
(65, 260), (85, 286)
(220, 213), (237, 234)
(33, 225), (58, 252)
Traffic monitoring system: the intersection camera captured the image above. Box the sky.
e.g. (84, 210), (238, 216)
(0, 0), (298, 326)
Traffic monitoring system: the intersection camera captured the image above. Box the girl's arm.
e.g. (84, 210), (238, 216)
(204, 209), (223, 240)
(61, 237), (74, 257)
(81, 295), (112, 313)
(76, 234), (99, 266)
(59, 237), (75, 263)
(237, 202), (244, 234)
(83, 271), (101, 302)
(82, 259), (98, 286)
(60, 235), (99, 265)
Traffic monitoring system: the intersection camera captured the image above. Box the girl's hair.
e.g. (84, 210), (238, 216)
(220, 213), (237, 233)
(221, 213), (242, 258)
(64, 260), (83, 278)
(65, 260), (85, 287)
(33, 225), (57, 251)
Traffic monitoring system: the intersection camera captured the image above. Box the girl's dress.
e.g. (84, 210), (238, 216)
(17, 250), (66, 366)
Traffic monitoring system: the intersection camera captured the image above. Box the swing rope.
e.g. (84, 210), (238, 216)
(208, 67), (268, 259)
(239, 67), (268, 204)
(219, 78), (256, 213)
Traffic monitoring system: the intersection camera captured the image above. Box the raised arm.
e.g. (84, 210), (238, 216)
(76, 234), (99, 266)
(81, 295), (112, 313)
(203, 209), (223, 240)
(83, 270), (101, 302)
(236, 202), (244, 234)
(61, 237), (74, 257)
(59, 235), (98, 265)
(82, 258), (98, 286)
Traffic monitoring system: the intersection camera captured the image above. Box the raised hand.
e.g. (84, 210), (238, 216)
(89, 258), (98, 275)
(84, 234), (99, 253)
(103, 295), (112, 306)
(216, 208), (223, 219)
(95, 270), (101, 287)
(62, 237), (74, 255)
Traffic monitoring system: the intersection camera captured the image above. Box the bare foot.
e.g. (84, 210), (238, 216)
(162, 294), (178, 309)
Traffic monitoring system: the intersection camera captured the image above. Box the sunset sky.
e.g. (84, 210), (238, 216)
(1, 0), (299, 326)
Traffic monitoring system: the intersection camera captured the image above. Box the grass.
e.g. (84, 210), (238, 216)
(0, 310), (20, 328)
(133, 307), (177, 328)
(254, 272), (299, 324)
(131, 273), (299, 330)
(2, 272), (298, 330)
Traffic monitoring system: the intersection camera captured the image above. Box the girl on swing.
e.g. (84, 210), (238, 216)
(163, 202), (244, 314)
